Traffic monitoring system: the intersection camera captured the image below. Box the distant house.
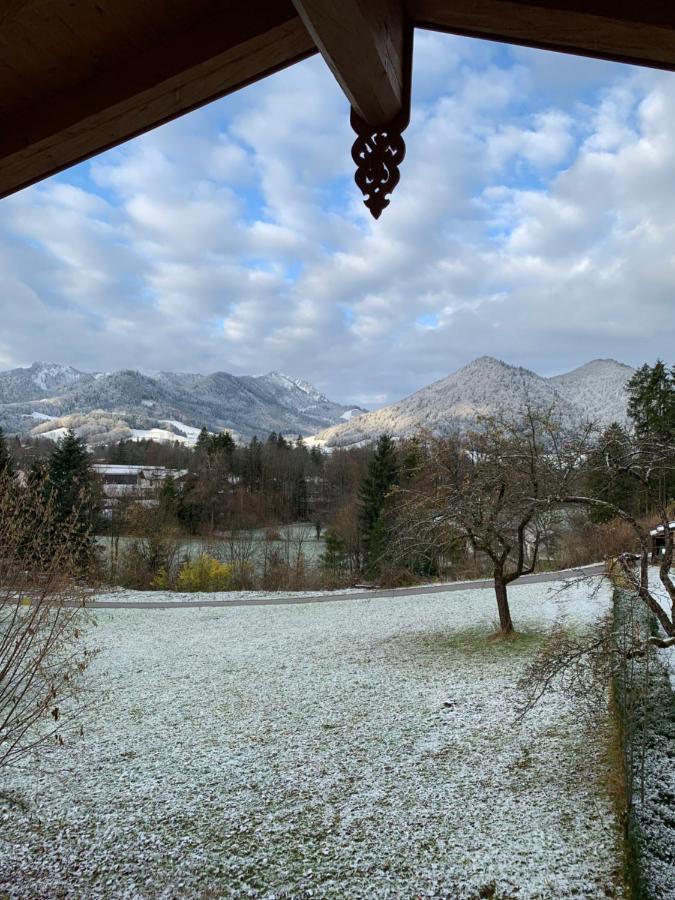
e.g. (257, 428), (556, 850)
(650, 521), (675, 563)
(93, 464), (188, 513)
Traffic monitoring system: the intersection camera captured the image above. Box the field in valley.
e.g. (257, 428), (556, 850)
(0, 579), (625, 898)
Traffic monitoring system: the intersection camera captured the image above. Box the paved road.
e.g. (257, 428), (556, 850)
(83, 564), (605, 610)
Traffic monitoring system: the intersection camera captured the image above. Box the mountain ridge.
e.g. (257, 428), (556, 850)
(0, 357), (636, 447)
(312, 356), (635, 447)
(0, 363), (365, 445)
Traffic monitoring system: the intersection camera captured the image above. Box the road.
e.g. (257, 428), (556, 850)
(83, 563), (605, 610)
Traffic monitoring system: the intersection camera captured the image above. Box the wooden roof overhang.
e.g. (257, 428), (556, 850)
(4, 1), (675, 217)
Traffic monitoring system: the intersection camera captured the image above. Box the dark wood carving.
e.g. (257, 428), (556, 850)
(350, 108), (407, 219)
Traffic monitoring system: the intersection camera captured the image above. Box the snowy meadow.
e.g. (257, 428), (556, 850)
(1, 580), (625, 898)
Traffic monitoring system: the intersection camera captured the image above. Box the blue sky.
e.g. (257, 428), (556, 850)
(0, 31), (673, 406)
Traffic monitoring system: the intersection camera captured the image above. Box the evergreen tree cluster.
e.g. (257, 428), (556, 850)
(0, 428), (100, 572)
(585, 360), (675, 520)
(358, 434), (399, 576)
(627, 360), (675, 444)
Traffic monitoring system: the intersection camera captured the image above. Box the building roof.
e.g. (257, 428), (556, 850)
(92, 464), (188, 479)
(650, 521), (675, 536)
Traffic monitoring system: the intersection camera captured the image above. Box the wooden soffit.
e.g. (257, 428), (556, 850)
(0, 1), (317, 199)
(3, 1), (675, 213)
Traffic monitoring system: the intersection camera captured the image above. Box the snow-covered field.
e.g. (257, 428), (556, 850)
(0, 580), (624, 898)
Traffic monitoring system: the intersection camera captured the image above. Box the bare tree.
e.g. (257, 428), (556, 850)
(544, 431), (675, 651)
(0, 471), (95, 770)
(394, 409), (563, 635)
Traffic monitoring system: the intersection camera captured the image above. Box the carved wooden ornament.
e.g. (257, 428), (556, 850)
(351, 108), (407, 219)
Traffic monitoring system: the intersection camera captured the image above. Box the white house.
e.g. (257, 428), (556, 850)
(93, 464), (188, 510)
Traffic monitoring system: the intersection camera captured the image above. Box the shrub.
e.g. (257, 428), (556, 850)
(176, 554), (234, 592)
(0, 469), (95, 769)
(117, 535), (182, 590)
(150, 567), (170, 590)
(228, 560), (256, 590)
(555, 517), (640, 569)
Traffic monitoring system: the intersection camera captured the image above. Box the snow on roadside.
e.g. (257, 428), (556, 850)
(0, 579), (624, 898)
(91, 564), (604, 606)
(93, 586), (362, 605)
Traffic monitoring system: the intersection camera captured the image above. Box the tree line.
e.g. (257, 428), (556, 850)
(0, 360), (672, 635)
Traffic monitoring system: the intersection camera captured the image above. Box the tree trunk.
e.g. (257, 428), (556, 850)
(494, 572), (514, 635)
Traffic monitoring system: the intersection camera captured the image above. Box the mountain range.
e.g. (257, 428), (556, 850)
(312, 357), (635, 447)
(0, 363), (365, 445)
(0, 357), (635, 447)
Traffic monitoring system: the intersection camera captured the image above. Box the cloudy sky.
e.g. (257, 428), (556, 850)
(0, 31), (673, 406)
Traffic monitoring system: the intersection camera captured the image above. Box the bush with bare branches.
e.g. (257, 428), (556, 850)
(0, 471), (95, 770)
(545, 429), (675, 652)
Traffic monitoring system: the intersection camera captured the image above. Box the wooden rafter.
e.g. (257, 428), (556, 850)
(291, 0), (409, 126)
(292, 0), (412, 218)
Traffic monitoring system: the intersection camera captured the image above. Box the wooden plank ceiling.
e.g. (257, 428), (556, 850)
(3, 0), (675, 200)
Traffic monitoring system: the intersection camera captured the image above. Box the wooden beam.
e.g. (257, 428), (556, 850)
(292, 0), (410, 126)
(0, 4), (316, 200)
(408, 0), (675, 71)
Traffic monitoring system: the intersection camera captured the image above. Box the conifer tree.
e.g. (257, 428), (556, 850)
(358, 434), (399, 575)
(585, 423), (641, 522)
(310, 445), (324, 469)
(626, 360), (675, 505)
(627, 360), (675, 442)
(196, 427), (210, 453)
(158, 475), (180, 524)
(45, 430), (100, 567)
(0, 428), (15, 512)
(213, 431), (235, 455)
(0, 427), (14, 479)
(291, 471), (309, 520)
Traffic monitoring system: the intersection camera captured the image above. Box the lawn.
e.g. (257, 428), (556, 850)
(0, 580), (625, 898)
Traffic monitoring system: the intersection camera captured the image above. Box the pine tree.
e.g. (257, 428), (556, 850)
(291, 471), (309, 520)
(196, 427), (210, 453)
(0, 428), (16, 512)
(0, 427), (14, 479)
(585, 423), (641, 522)
(310, 445), (324, 469)
(320, 531), (348, 577)
(246, 436), (263, 490)
(213, 431), (235, 454)
(358, 434), (399, 575)
(626, 361), (675, 506)
(158, 475), (180, 523)
(45, 430), (100, 567)
(627, 360), (675, 442)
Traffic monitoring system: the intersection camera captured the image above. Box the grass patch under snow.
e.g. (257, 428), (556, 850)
(0, 580), (625, 898)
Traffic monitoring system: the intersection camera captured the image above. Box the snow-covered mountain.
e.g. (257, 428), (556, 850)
(547, 359), (635, 426)
(313, 357), (634, 447)
(0, 362), (93, 404)
(0, 364), (365, 444)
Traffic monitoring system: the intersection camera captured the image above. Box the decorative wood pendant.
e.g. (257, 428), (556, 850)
(351, 108), (407, 220)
